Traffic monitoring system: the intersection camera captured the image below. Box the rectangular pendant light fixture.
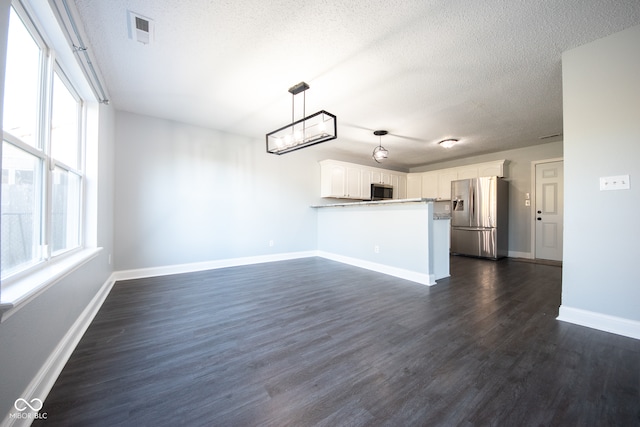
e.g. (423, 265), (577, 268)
(266, 82), (337, 155)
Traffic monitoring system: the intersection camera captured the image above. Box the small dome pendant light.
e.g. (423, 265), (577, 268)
(372, 130), (389, 163)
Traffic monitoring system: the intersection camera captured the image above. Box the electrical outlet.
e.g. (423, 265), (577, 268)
(599, 175), (630, 191)
(525, 200), (531, 207)
(374, 245), (380, 253)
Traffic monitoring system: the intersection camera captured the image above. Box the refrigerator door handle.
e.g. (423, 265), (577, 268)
(469, 181), (475, 226)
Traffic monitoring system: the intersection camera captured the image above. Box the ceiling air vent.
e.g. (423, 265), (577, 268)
(127, 10), (154, 45)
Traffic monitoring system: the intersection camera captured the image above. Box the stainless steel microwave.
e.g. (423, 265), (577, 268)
(371, 183), (393, 200)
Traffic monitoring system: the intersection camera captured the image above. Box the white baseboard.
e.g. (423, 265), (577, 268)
(2, 274), (116, 427)
(317, 251), (436, 286)
(557, 305), (640, 340)
(508, 250), (532, 259)
(112, 251), (437, 287)
(112, 251), (318, 282)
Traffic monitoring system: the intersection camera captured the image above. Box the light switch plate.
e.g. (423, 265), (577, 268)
(599, 175), (630, 191)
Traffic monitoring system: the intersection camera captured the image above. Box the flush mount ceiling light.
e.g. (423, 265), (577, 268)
(266, 82), (337, 155)
(438, 138), (458, 148)
(372, 130), (389, 163)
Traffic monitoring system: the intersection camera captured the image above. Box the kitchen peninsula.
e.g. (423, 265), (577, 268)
(312, 198), (450, 286)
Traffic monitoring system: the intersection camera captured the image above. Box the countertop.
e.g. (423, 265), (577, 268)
(311, 198), (436, 208)
(433, 213), (452, 220)
(311, 198), (451, 220)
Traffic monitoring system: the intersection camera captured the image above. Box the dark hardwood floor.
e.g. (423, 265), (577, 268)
(34, 256), (639, 426)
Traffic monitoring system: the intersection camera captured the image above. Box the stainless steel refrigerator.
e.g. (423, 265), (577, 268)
(450, 176), (509, 259)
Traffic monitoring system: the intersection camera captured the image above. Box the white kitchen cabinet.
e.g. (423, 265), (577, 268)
(421, 172), (439, 198)
(457, 166), (478, 180)
(407, 159), (507, 200)
(392, 174), (407, 199)
(320, 161), (363, 199)
(322, 163), (345, 197)
(346, 166), (363, 199)
(407, 173), (422, 198)
(383, 173), (392, 185)
(478, 160), (505, 177)
(321, 159), (505, 200)
(361, 169), (373, 200)
(438, 169), (458, 200)
(320, 160), (407, 200)
(371, 170), (392, 185)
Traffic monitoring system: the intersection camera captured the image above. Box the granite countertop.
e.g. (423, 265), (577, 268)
(311, 198), (451, 220)
(433, 213), (452, 220)
(311, 198), (437, 208)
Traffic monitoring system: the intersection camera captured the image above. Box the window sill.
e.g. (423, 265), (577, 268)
(0, 247), (102, 323)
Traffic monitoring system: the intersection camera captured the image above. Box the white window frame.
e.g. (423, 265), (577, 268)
(48, 64), (85, 257)
(1, 0), (100, 322)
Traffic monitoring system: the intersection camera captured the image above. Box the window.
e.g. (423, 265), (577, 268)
(2, 4), (85, 280)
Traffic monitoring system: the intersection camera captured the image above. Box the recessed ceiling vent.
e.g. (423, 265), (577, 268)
(128, 10), (154, 45)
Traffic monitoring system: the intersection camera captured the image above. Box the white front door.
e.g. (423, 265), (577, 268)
(535, 161), (564, 261)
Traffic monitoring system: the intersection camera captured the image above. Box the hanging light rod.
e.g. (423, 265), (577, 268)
(266, 82), (337, 155)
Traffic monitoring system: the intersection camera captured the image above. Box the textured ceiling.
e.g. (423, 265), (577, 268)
(73, 0), (640, 170)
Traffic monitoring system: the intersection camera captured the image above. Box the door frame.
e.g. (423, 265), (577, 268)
(530, 157), (564, 259)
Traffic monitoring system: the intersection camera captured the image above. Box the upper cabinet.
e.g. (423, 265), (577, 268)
(321, 161), (364, 199)
(437, 170), (459, 201)
(456, 166), (479, 180)
(422, 172), (438, 198)
(407, 174), (422, 199)
(408, 159), (506, 200)
(370, 170), (392, 186)
(320, 160), (407, 200)
(345, 166), (363, 199)
(319, 159), (505, 201)
(392, 174), (407, 199)
(478, 161), (505, 177)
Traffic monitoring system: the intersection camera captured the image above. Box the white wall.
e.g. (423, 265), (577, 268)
(410, 141), (563, 257)
(560, 25), (640, 329)
(114, 111), (325, 271)
(0, 0), (116, 416)
(0, 102), (116, 419)
(317, 203), (435, 283)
